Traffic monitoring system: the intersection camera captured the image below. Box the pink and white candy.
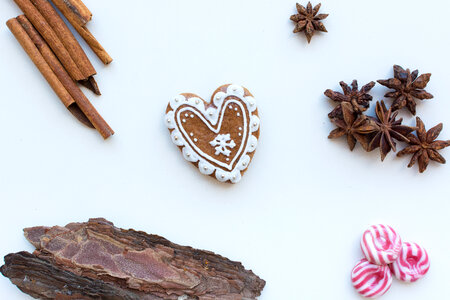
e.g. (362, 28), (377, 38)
(351, 259), (392, 298)
(361, 224), (402, 265)
(390, 242), (430, 282)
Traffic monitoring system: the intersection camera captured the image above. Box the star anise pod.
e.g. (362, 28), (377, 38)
(378, 65), (433, 115)
(290, 2), (328, 43)
(328, 102), (378, 151)
(397, 117), (450, 173)
(367, 101), (416, 161)
(325, 80), (375, 119)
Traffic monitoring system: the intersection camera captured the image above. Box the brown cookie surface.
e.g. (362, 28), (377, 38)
(165, 84), (260, 183)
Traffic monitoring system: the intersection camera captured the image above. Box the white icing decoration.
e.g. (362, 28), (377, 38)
(171, 95), (186, 108)
(251, 115), (260, 132)
(237, 155), (251, 171)
(230, 170), (242, 183)
(215, 169), (231, 182)
(228, 84), (244, 97)
(245, 96), (257, 112)
(182, 147), (199, 162)
(209, 134), (236, 156)
(166, 84), (259, 183)
(199, 161), (214, 175)
(247, 135), (258, 152)
(176, 100), (247, 170)
(171, 130), (184, 146)
(165, 111), (175, 129)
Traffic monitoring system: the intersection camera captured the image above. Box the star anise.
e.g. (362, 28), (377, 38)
(290, 2), (328, 43)
(328, 102), (378, 151)
(397, 117), (450, 173)
(325, 80), (375, 120)
(367, 101), (416, 161)
(378, 65), (433, 115)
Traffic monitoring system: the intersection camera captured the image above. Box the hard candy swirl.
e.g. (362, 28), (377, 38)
(361, 224), (402, 265)
(390, 242), (430, 282)
(351, 259), (392, 298)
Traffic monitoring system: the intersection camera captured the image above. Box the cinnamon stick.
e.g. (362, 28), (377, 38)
(58, 0), (92, 26)
(30, 0), (100, 94)
(6, 18), (74, 110)
(7, 16), (114, 139)
(17, 15), (114, 139)
(51, 0), (113, 65)
(13, 0), (85, 82)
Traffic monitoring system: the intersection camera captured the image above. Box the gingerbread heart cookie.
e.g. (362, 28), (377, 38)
(165, 84), (260, 183)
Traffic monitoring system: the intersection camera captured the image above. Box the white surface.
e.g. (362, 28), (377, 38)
(0, 0), (449, 299)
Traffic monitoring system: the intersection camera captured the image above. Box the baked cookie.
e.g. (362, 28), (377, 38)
(165, 84), (260, 183)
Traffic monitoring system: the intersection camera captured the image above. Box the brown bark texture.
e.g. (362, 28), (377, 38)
(1, 218), (265, 300)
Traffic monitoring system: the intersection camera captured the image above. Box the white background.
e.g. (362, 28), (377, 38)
(0, 0), (449, 299)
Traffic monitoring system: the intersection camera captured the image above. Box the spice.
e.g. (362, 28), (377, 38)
(325, 80), (375, 119)
(7, 16), (114, 139)
(51, 0), (113, 65)
(7, 18), (73, 108)
(1, 218), (266, 299)
(328, 102), (378, 151)
(13, 0), (85, 81)
(397, 117), (450, 173)
(378, 65), (433, 115)
(367, 101), (415, 161)
(56, 0), (92, 26)
(290, 2), (328, 43)
(30, 0), (100, 95)
(326, 67), (448, 172)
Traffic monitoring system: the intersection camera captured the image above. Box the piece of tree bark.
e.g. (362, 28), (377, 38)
(3, 218), (265, 300)
(1, 251), (164, 299)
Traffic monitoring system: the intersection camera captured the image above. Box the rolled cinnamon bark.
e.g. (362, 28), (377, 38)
(8, 16), (114, 139)
(59, 0), (92, 26)
(6, 18), (75, 109)
(13, 0), (85, 82)
(51, 0), (113, 65)
(17, 15), (114, 139)
(30, 0), (99, 92)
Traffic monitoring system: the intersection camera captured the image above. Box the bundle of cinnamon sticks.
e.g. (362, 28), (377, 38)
(7, 0), (114, 139)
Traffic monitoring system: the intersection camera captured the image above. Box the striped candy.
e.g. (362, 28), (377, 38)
(390, 242), (430, 282)
(361, 224), (402, 265)
(351, 259), (393, 298)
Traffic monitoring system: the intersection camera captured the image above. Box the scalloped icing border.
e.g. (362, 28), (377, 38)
(165, 84), (260, 183)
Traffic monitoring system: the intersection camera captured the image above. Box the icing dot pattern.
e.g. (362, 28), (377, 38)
(165, 84), (259, 183)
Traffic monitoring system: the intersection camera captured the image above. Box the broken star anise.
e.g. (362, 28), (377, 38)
(290, 2), (328, 43)
(397, 117), (450, 173)
(328, 102), (378, 151)
(378, 65), (433, 115)
(325, 80), (375, 120)
(367, 101), (416, 161)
